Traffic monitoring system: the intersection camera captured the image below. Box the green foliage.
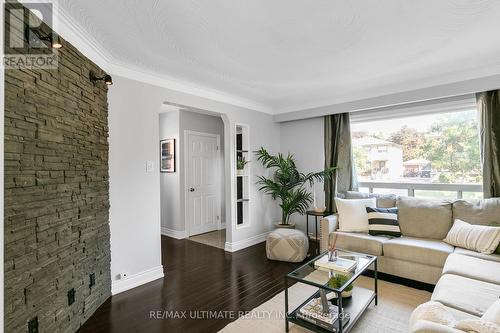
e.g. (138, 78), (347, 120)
(237, 156), (248, 170)
(328, 274), (353, 292)
(354, 110), (481, 183)
(255, 147), (336, 225)
(353, 146), (370, 176)
(438, 173), (451, 184)
(422, 111), (481, 178)
(389, 126), (426, 161)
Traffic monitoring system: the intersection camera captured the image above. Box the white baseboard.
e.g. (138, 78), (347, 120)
(224, 231), (269, 252)
(218, 222), (226, 230)
(111, 265), (164, 295)
(161, 226), (187, 239)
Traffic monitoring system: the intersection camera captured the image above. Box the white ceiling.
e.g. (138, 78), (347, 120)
(58, 0), (500, 114)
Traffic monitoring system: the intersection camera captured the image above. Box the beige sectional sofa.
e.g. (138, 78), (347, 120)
(319, 192), (500, 331)
(319, 192), (500, 284)
(410, 253), (500, 332)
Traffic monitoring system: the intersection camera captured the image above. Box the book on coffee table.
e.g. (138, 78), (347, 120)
(296, 297), (349, 332)
(314, 255), (357, 273)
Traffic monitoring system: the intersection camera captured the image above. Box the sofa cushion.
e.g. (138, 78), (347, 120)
(444, 219), (500, 254)
(453, 247), (500, 263)
(482, 299), (500, 325)
(345, 191), (397, 208)
(443, 253), (500, 285)
(452, 198), (500, 226)
(444, 306), (479, 321)
(333, 231), (390, 256)
(431, 274), (500, 317)
(397, 197), (453, 239)
(383, 236), (454, 267)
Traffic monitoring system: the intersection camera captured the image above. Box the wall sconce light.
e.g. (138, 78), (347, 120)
(49, 34), (63, 49)
(38, 33), (62, 49)
(25, 26), (63, 49)
(89, 71), (113, 86)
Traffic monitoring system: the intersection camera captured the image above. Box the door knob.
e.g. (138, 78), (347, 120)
(189, 188), (195, 192)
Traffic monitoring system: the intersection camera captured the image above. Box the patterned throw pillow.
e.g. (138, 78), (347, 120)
(366, 207), (401, 237)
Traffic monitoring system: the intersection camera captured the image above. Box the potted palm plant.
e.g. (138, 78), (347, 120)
(256, 147), (336, 228)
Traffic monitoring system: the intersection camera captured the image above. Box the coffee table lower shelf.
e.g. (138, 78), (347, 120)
(287, 286), (376, 333)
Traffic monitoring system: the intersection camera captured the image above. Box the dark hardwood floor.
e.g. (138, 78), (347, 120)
(77, 235), (302, 333)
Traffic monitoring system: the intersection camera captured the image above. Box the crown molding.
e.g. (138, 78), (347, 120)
(56, 5), (113, 71)
(55, 6), (272, 114)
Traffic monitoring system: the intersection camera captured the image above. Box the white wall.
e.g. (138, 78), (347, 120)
(159, 111), (181, 233)
(108, 77), (166, 292)
(279, 117), (324, 234)
(108, 74), (281, 291)
(159, 110), (226, 235)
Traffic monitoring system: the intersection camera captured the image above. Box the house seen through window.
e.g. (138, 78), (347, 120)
(351, 110), (482, 199)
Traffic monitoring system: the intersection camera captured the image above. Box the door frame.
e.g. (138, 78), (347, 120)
(183, 130), (222, 237)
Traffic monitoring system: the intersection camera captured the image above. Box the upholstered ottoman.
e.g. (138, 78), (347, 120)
(266, 228), (308, 262)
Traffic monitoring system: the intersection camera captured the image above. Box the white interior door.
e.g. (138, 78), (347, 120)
(186, 132), (221, 236)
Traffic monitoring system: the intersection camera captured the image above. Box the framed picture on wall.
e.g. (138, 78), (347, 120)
(160, 139), (175, 173)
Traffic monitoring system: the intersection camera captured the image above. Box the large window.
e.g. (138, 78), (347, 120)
(351, 110), (482, 199)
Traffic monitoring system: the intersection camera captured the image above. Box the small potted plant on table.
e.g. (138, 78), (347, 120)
(237, 156), (248, 175)
(328, 274), (354, 299)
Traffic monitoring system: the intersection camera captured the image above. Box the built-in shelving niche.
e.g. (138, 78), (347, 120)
(236, 124), (250, 226)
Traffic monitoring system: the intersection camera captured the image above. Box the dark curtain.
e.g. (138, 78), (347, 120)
(477, 90), (500, 198)
(324, 113), (358, 212)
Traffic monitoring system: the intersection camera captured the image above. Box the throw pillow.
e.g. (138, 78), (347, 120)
(366, 207), (401, 237)
(444, 219), (500, 254)
(335, 197), (376, 233)
(491, 222), (500, 255)
(409, 301), (456, 329)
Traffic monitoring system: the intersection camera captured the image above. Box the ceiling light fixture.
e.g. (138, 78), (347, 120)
(89, 71), (113, 86)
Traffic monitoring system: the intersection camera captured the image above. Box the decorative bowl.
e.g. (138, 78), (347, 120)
(313, 207), (326, 213)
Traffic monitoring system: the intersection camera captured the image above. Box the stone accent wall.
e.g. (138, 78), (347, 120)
(4, 10), (111, 333)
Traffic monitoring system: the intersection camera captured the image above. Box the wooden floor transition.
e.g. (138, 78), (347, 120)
(77, 235), (301, 333)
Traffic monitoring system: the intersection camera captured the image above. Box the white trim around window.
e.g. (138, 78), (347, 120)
(350, 94), (476, 123)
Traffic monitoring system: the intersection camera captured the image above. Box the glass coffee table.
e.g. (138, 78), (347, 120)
(285, 249), (377, 333)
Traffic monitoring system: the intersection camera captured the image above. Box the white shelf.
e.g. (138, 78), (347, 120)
(236, 124), (250, 227)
